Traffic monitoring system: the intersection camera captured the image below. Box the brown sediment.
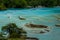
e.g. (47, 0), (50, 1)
(25, 23), (48, 28)
(18, 16), (26, 20)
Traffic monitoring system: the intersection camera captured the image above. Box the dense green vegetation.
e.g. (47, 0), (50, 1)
(0, 0), (60, 10)
(0, 23), (27, 40)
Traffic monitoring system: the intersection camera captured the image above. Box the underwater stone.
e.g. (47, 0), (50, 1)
(25, 23), (48, 28)
(18, 16), (26, 20)
(55, 24), (60, 27)
(26, 37), (39, 40)
(39, 31), (46, 34)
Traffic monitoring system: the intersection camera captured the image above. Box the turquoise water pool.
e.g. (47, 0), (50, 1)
(0, 7), (60, 40)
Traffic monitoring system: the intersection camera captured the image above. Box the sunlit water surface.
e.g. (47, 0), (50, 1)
(0, 7), (60, 40)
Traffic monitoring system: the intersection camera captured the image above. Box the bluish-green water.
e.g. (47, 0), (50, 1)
(0, 7), (60, 40)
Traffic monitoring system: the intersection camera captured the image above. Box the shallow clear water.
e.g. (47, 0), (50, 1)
(0, 7), (60, 40)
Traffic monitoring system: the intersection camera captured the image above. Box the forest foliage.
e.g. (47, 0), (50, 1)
(0, 0), (60, 10)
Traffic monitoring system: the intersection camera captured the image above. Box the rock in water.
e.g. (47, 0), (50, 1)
(25, 23), (48, 28)
(18, 16), (26, 20)
(55, 24), (60, 27)
(40, 31), (46, 34)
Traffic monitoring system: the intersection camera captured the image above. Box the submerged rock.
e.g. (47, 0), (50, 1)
(40, 31), (46, 34)
(26, 37), (39, 40)
(18, 16), (26, 20)
(25, 23), (48, 28)
(44, 29), (50, 32)
(55, 24), (60, 27)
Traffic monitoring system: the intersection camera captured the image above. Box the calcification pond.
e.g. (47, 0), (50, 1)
(0, 7), (60, 40)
